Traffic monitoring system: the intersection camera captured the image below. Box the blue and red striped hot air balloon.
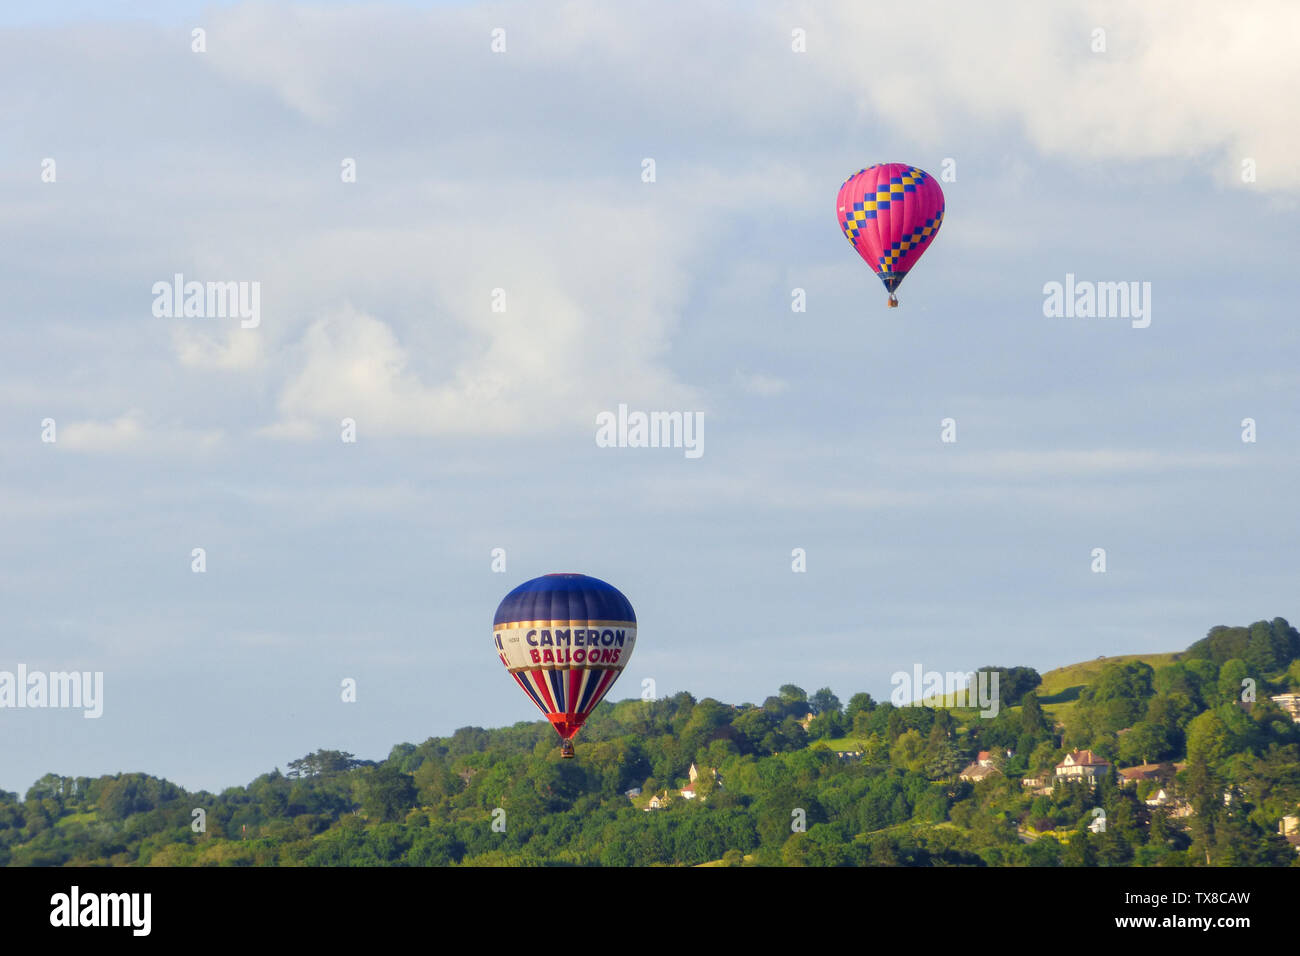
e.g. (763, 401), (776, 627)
(837, 163), (945, 307)
(493, 573), (636, 758)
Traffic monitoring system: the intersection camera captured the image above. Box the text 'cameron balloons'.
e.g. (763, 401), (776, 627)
(493, 573), (636, 757)
(837, 163), (945, 307)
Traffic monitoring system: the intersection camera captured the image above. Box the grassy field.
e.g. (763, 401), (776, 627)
(817, 736), (870, 751)
(1035, 651), (1182, 723)
(811, 652), (1184, 743)
(696, 853), (757, 867)
(54, 811), (97, 828)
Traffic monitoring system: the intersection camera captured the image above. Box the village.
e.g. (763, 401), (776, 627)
(628, 692), (1300, 853)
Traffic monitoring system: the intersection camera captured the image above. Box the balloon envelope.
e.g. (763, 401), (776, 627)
(837, 163), (945, 296)
(493, 573), (636, 741)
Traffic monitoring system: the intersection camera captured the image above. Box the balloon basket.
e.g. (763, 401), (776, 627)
(560, 740), (575, 759)
(887, 295), (899, 308)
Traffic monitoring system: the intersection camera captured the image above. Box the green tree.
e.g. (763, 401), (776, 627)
(778, 685), (808, 706)
(1217, 658), (1252, 705)
(845, 692), (876, 722)
(1063, 831), (1097, 867)
(975, 666), (1042, 707)
(286, 750), (360, 778)
(809, 688), (842, 716)
(806, 710), (845, 740)
(890, 730), (926, 773)
(1020, 692), (1049, 737)
(362, 766), (417, 823)
(1117, 721), (1172, 765)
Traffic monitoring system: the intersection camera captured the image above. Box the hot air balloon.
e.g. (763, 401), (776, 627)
(837, 163), (945, 307)
(493, 573), (636, 758)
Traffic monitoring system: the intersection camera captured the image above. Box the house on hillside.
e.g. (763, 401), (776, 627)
(688, 763), (720, 784)
(1144, 788), (1171, 807)
(1143, 788), (1192, 817)
(624, 787), (642, 798)
(976, 749), (1013, 767)
(1117, 762), (1175, 787)
(684, 764), (722, 800)
(1021, 773), (1052, 795)
(1271, 694), (1300, 723)
(1281, 815), (1300, 853)
(835, 750), (863, 762)
(959, 762), (1001, 783)
(645, 792), (671, 811)
(960, 749), (1015, 781)
(1055, 750), (1110, 785)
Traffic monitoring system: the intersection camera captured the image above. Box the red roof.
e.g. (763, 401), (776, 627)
(1063, 750), (1109, 766)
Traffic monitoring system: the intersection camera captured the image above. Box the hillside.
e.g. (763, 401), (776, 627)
(1036, 652), (1184, 722)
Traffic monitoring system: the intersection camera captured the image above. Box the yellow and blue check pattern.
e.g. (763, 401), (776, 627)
(879, 207), (945, 273)
(842, 166), (929, 242)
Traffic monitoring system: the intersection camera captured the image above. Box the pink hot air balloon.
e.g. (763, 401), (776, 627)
(837, 163), (945, 307)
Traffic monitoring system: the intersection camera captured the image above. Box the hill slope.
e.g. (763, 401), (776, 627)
(2, 619), (1297, 867)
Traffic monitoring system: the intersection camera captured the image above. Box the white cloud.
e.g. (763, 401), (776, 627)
(258, 176), (730, 437)
(814, 1), (1300, 189)
(58, 412), (223, 454)
(734, 370), (790, 396)
(173, 327), (264, 370)
(267, 305), (499, 438)
(59, 412), (146, 450)
(197, 1), (1300, 192)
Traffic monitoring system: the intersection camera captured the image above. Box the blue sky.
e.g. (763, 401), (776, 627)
(2, 1), (1298, 793)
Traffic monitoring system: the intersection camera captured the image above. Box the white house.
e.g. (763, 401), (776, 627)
(1281, 815), (1300, 852)
(1271, 694), (1300, 723)
(1055, 750), (1110, 784)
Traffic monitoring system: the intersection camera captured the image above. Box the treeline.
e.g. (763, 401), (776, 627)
(2, 619), (1299, 867)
